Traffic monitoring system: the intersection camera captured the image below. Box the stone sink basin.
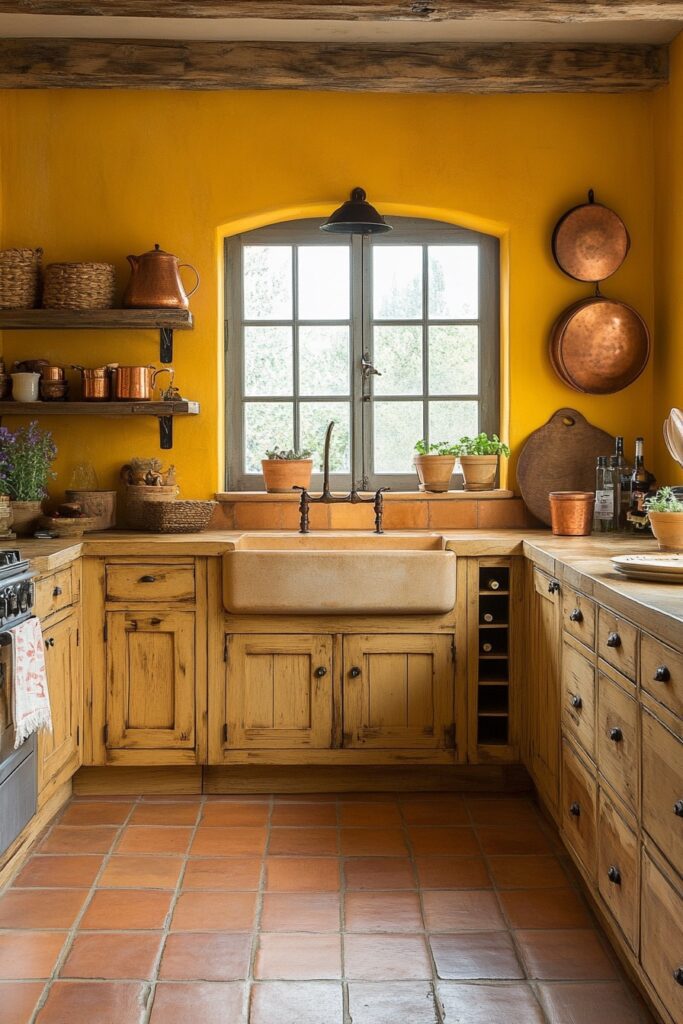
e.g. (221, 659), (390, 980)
(223, 534), (456, 615)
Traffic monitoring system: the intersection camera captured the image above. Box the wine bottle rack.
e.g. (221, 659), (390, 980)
(474, 562), (511, 748)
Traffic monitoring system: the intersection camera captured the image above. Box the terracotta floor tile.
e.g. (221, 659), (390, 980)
(200, 802), (270, 827)
(190, 826), (267, 857)
(339, 803), (403, 827)
(13, 855), (103, 889)
(477, 823), (554, 856)
(150, 981), (246, 1024)
(182, 857), (262, 891)
(271, 803), (337, 827)
(269, 827), (338, 856)
(255, 933), (342, 980)
(80, 889), (172, 930)
(0, 931), (67, 980)
(35, 981), (148, 1024)
(430, 933), (525, 980)
(500, 888), (592, 929)
(261, 893), (340, 932)
(265, 857), (340, 892)
(416, 856), (491, 890)
(488, 854), (571, 890)
(466, 795), (541, 827)
(98, 855), (183, 889)
(39, 825), (119, 855)
(249, 981), (344, 1024)
(59, 801), (133, 826)
(516, 929), (618, 980)
(348, 982), (439, 1023)
(408, 827), (479, 856)
(129, 802), (201, 826)
(344, 934), (432, 980)
(537, 980), (651, 1024)
(0, 888), (87, 929)
(339, 829), (407, 857)
(344, 892), (423, 932)
(0, 981), (45, 1024)
(273, 793), (338, 803)
(401, 795), (469, 827)
(170, 892), (257, 931)
(60, 932), (163, 980)
(344, 858), (415, 891)
(437, 981), (544, 1022)
(116, 826), (193, 855)
(423, 890), (506, 932)
(159, 932), (252, 981)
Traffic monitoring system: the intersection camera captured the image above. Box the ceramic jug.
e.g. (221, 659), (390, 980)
(122, 243), (199, 309)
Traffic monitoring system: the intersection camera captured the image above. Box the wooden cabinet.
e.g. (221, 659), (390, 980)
(641, 708), (682, 877)
(641, 633), (683, 719)
(640, 851), (683, 1024)
(342, 634), (454, 751)
(35, 565), (78, 621)
(561, 586), (596, 652)
(597, 789), (639, 952)
(527, 566), (561, 815)
(105, 562), (195, 603)
(597, 607), (638, 683)
(560, 738), (597, 881)
(561, 639), (596, 762)
(597, 670), (638, 813)
(37, 610), (82, 804)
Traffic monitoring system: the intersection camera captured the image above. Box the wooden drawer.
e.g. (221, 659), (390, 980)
(642, 709), (683, 877)
(562, 587), (595, 651)
(561, 640), (596, 761)
(105, 563), (195, 603)
(641, 633), (683, 719)
(35, 566), (76, 620)
(597, 671), (638, 813)
(597, 789), (639, 952)
(640, 852), (683, 1024)
(597, 607), (637, 682)
(561, 739), (597, 880)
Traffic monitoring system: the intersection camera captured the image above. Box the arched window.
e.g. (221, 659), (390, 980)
(225, 217), (499, 490)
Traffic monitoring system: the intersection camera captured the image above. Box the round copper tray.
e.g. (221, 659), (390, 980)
(550, 296), (650, 394)
(552, 191), (630, 282)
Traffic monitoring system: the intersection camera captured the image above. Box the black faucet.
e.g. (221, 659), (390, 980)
(294, 421), (389, 534)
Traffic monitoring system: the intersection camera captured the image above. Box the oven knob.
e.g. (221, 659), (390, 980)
(8, 592), (18, 615)
(19, 587), (29, 612)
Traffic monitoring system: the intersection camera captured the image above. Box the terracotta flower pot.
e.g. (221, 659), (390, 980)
(10, 499), (44, 536)
(648, 511), (683, 552)
(0, 495), (13, 538)
(413, 454), (456, 493)
(459, 454), (499, 492)
(262, 459), (313, 494)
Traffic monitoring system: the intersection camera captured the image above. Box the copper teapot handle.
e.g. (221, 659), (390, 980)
(178, 263), (200, 297)
(152, 367), (174, 398)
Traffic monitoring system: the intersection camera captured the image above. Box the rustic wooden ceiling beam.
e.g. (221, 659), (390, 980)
(0, 1), (681, 20)
(0, 38), (667, 91)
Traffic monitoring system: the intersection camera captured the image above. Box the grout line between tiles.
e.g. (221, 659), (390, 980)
(244, 793), (273, 1024)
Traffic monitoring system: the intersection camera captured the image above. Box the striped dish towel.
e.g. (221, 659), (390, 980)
(11, 616), (52, 748)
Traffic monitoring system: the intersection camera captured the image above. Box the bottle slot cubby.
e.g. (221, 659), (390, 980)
(479, 566), (509, 594)
(479, 596), (509, 626)
(478, 658), (509, 683)
(479, 628), (508, 657)
(475, 561), (511, 747)
(478, 685), (509, 715)
(478, 716), (509, 744)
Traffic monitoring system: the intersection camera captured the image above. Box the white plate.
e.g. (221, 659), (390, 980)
(611, 553), (683, 574)
(612, 565), (683, 584)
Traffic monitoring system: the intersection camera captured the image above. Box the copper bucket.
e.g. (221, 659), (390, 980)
(549, 491), (595, 537)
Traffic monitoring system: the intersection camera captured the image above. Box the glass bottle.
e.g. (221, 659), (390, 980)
(614, 436), (631, 529)
(629, 437), (656, 520)
(594, 456), (616, 533)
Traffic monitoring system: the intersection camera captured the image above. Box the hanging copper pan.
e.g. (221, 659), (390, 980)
(552, 190), (630, 282)
(549, 296), (650, 394)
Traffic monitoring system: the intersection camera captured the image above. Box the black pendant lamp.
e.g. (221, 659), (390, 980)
(320, 187), (392, 235)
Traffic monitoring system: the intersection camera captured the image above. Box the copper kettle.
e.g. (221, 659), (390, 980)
(122, 243), (200, 310)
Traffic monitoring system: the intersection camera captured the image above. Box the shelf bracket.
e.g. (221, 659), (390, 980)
(158, 415), (173, 449)
(160, 327), (173, 364)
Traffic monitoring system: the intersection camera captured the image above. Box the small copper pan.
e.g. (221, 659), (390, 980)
(552, 190), (630, 283)
(550, 295), (650, 395)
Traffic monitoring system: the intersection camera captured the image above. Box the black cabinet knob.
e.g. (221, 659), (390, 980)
(570, 694), (583, 709)
(609, 727), (623, 743)
(673, 800), (683, 818)
(674, 967), (683, 986)
(569, 802), (581, 817)
(606, 632), (621, 648)
(654, 665), (671, 683)
(314, 666), (327, 678)
(52, 586), (62, 597)
(139, 575), (157, 583)
(607, 865), (621, 885)
(45, 637), (55, 647)
(548, 580), (560, 595)
(349, 667), (361, 678)
(569, 608), (583, 623)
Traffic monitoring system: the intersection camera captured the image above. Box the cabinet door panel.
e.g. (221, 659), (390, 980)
(342, 634), (453, 749)
(528, 567), (561, 813)
(225, 634), (333, 750)
(38, 612), (81, 795)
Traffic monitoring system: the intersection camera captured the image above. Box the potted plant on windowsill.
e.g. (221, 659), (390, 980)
(644, 486), (683, 551)
(453, 433), (511, 492)
(262, 447), (313, 494)
(413, 440), (458, 493)
(0, 421), (57, 535)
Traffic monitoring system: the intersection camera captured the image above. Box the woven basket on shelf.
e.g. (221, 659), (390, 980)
(125, 483), (178, 530)
(0, 248), (42, 309)
(43, 262), (115, 310)
(138, 500), (217, 534)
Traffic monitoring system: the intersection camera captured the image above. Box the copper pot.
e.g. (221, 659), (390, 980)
(112, 365), (172, 401)
(40, 365), (65, 381)
(122, 243), (199, 310)
(549, 491), (595, 537)
(72, 364), (114, 401)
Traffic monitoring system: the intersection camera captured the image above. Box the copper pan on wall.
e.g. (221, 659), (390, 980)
(552, 189), (630, 283)
(549, 296), (650, 395)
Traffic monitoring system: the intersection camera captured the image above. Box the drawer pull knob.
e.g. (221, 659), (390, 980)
(45, 637), (55, 647)
(314, 666), (327, 678)
(548, 580), (560, 594)
(609, 727), (623, 743)
(139, 575), (157, 583)
(673, 800), (683, 818)
(606, 632), (621, 648)
(569, 608), (583, 623)
(674, 967), (683, 986)
(569, 802), (581, 817)
(349, 666), (361, 678)
(607, 865), (621, 885)
(570, 694), (583, 709)
(52, 586), (62, 597)
(654, 665), (671, 683)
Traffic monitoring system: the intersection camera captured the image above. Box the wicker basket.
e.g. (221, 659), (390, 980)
(43, 262), (115, 310)
(0, 248), (42, 309)
(138, 500), (217, 534)
(40, 515), (99, 538)
(125, 483), (178, 530)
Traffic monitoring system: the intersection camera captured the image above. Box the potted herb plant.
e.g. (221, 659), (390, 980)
(413, 440), (458, 493)
(262, 446), (313, 493)
(453, 433), (510, 492)
(0, 422), (57, 535)
(644, 486), (683, 551)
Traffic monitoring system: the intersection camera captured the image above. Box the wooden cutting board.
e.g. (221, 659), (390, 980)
(517, 408), (615, 525)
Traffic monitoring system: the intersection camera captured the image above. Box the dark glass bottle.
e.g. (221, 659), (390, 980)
(630, 437), (656, 518)
(614, 436), (631, 528)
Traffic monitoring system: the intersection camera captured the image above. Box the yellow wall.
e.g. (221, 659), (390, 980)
(654, 32), (683, 486)
(0, 89), (657, 498)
